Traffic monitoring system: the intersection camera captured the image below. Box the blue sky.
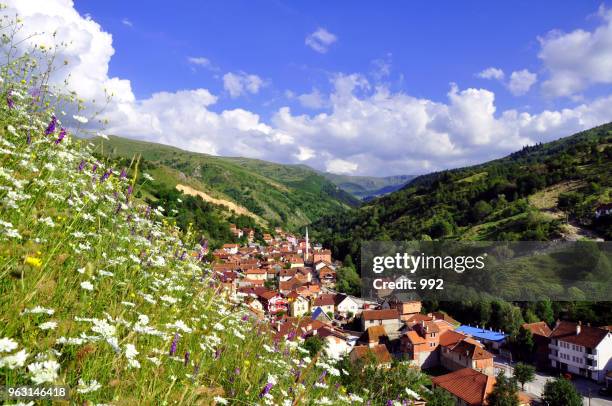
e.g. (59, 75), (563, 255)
(8, 1), (612, 176)
(76, 0), (605, 116)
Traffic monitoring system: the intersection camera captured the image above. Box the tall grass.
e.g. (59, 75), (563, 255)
(0, 17), (361, 405)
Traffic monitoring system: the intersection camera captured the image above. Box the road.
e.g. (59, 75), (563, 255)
(494, 359), (612, 405)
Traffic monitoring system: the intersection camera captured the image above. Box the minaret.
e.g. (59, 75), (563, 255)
(305, 227), (309, 261)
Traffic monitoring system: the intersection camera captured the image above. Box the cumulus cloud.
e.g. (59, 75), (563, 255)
(539, 6), (612, 97)
(296, 89), (327, 109)
(222, 72), (264, 98)
(305, 27), (337, 53)
(477, 67), (505, 80)
(507, 69), (537, 96)
(4, 0), (612, 176)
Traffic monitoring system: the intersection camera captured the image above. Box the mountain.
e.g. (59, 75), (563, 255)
(313, 123), (612, 261)
(93, 135), (359, 231)
(321, 173), (415, 200)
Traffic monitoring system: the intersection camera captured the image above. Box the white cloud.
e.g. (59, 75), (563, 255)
(326, 158), (358, 174)
(477, 67), (505, 80)
(297, 89), (327, 109)
(4, 0), (612, 177)
(507, 69), (537, 96)
(305, 27), (337, 53)
(222, 72), (264, 98)
(121, 18), (133, 27)
(539, 6), (612, 97)
(187, 56), (211, 68)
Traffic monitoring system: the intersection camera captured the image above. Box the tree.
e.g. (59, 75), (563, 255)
(515, 326), (534, 362)
(542, 377), (582, 406)
(486, 372), (520, 406)
(513, 363), (535, 390)
(472, 200), (493, 221)
(302, 335), (325, 356)
(535, 299), (554, 325)
(426, 387), (455, 406)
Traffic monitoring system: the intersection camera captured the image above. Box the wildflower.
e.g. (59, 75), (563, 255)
(28, 359), (60, 384)
(214, 396), (229, 405)
(39, 321), (57, 331)
(0, 349), (28, 369)
(78, 160), (86, 171)
(96, 132), (109, 140)
(184, 351), (190, 366)
(73, 114), (88, 124)
(125, 343), (138, 359)
(169, 333), (179, 356)
(259, 382), (274, 398)
(80, 281), (94, 291)
(0, 337), (18, 352)
(44, 115), (57, 135)
(76, 378), (102, 393)
(55, 127), (66, 144)
(24, 256), (42, 268)
(6, 91), (14, 109)
(120, 168), (127, 179)
(22, 306), (54, 315)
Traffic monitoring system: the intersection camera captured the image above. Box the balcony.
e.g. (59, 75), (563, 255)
(548, 343), (558, 350)
(585, 353), (596, 360)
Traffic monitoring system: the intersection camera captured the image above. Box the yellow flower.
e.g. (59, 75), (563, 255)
(25, 256), (42, 268)
(243, 360), (250, 367)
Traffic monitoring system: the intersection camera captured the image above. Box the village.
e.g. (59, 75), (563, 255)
(206, 226), (612, 405)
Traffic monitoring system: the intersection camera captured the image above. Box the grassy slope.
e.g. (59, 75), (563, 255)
(96, 136), (359, 231)
(314, 123), (612, 257)
(0, 97), (360, 405)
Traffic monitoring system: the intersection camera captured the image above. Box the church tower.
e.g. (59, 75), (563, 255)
(305, 227), (309, 261)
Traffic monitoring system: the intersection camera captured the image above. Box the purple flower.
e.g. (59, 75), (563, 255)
(184, 351), (190, 366)
(45, 115), (57, 135)
(92, 163), (98, 173)
(54, 127), (66, 144)
(259, 382), (273, 398)
(214, 347), (222, 360)
(234, 367), (240, 375)
(120, 168), (127, 179)
(100, 169), (112, 183)
(318, 370), (327, 382)
(386, 401), (393, 406)
(6, 92), (14, 109)
(169, 333), (179, 356)
(78, 160), (86, 172)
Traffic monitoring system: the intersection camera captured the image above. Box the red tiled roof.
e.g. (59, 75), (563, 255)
(449, 340), (493, 361)
(432, 368), (496, 406)
(314, 294), (335, 307)
(550, 321), (609, 348)
(362, 309), (399, 321)
(522, 321), (552, 337)
(404, 330), (426, 345)
(439, 330), (468, 347)
(362, 325), (388, 344)
(350, 344), (392, 365)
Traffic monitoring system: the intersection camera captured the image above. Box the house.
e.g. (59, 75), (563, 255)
(318, 266), (337, 286)
(256, 290), (287, 315)
(595, 203), (612, 218)
(316, 326), (355, 360)
(311, 306), (334, 324)
(522, 321), (552, 369)
(389, 299), (422, 321)
(244, 268), (267, 281)
(349, 344), (392, 367)
(431, 368), (496, 406)
(312, 249), (332, 263)
(441, 338), (495, 376)
(222, 243), (239, 254)
(360, 325), (390, 348)
(263, 234), (273, 244)
(288, 256), (304, 268)
(548, 320), (612, 382)
(314, 260), (334, 272)
(456, 325), (507, 351)
(313, 294), (335, 315)
(335, 294), (361, 317)
(361, 309), (400, 331)
(279, 268), (297, 282)
(288, 294), (310, 318)
(229, 224), (243, 238)
(401, 320), (442, 369)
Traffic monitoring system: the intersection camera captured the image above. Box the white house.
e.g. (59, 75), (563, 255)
(549, 321), (612, 382)
(335, 294), (361, 317)
(289, 295), (310, 318)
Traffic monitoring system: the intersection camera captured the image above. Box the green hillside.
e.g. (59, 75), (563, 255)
(94, 135), (359, 231)
(321, 173), (415, 200)
(314, 123), (612, 261)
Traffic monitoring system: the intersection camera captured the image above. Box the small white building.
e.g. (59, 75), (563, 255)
(335, 294), (361, 317)
(549, 321), (612, 382)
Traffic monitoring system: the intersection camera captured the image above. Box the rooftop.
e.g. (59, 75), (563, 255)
(456, 325), (507, 342)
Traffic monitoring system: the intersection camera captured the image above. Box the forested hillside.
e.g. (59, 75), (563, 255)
(95, 135), (359, 231)
(314, 123), (612, 263)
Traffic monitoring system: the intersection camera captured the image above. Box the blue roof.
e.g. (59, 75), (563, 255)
(456, 325), (507, 342)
